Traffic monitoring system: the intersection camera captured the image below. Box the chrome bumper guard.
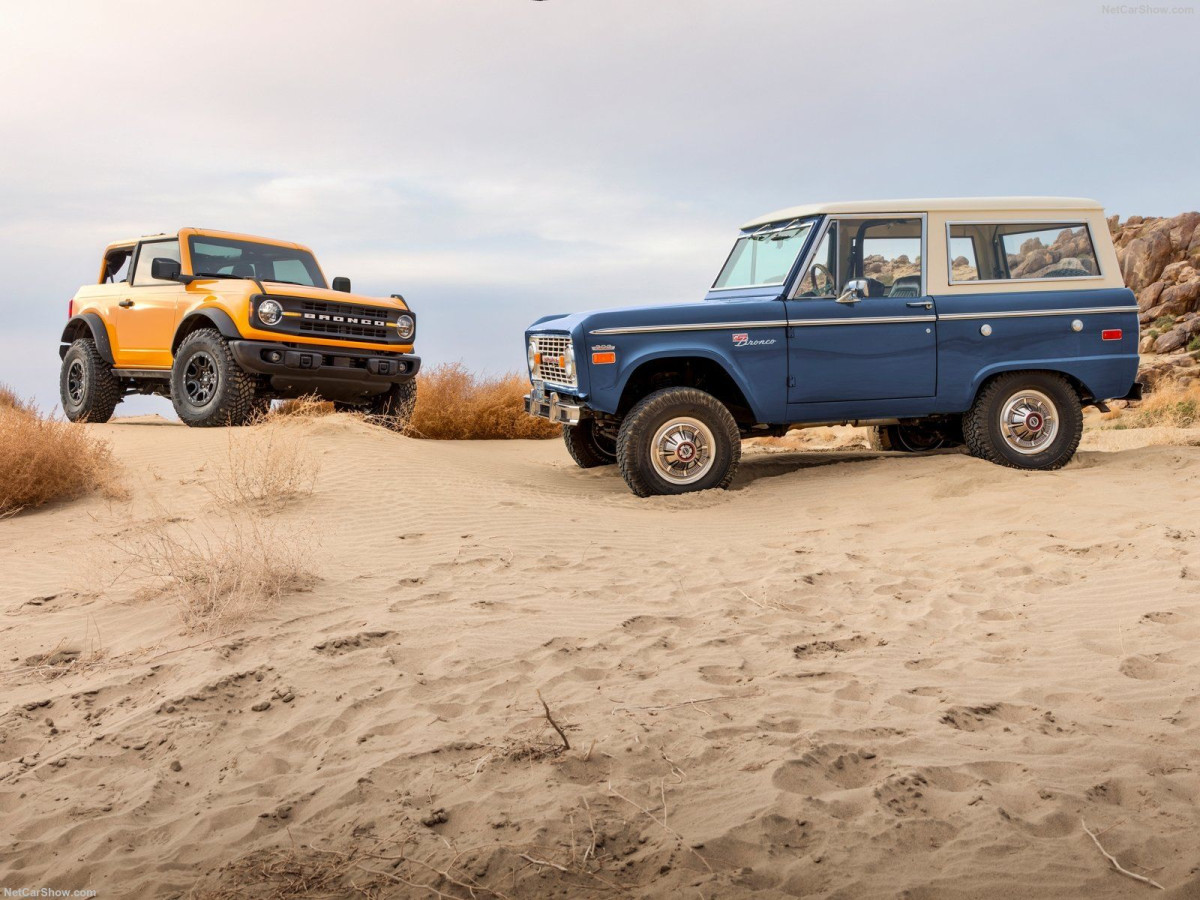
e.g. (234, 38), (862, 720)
(524, 390), (587, 426)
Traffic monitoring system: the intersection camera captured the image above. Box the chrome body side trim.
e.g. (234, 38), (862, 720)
(589, 320), (788, 335)
(938, 305), (1137, 321)
(792, 315), (937, 327)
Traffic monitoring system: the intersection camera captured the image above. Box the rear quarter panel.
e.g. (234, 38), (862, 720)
(932, 286), (1139, 409)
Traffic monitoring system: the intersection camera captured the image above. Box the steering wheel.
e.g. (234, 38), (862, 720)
(808, 263), (834, 296)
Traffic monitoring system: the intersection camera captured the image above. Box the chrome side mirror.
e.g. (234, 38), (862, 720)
(837, 279), (868, 304)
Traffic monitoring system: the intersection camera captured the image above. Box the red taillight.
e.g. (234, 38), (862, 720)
(68, 298), (74, 318)
(1101, 329), (1122, 341)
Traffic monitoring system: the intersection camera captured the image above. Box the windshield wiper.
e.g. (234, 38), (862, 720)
(193, 272), (255, 280)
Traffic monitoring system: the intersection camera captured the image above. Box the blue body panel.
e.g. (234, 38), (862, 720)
(525, 229), (1139, 427)
(931, 287), (1139, 410)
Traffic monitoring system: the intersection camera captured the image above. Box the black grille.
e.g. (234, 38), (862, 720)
(300, 299), (392, 320)
(299, 319), (390, 341)
(253, 294), (409, 345)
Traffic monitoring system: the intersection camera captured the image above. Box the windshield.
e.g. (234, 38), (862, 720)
(188, 236), (327, 288)
(712, 218), (814, 289)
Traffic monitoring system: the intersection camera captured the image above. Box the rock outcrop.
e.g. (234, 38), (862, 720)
(1111, 213), (1200, 385)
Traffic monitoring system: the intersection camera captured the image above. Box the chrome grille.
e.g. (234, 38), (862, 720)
(532, 334), (576, 387)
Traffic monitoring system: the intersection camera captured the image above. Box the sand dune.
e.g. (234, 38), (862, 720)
(2, 416), (1199, 898)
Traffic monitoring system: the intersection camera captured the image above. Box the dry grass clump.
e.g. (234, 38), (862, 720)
(207, 422), (319, 510)
(124, 517), (315, 633)
(0, 385), (123, 517)
(1136, 378), (1200, 428)
(267, 395), (336, 420)
(409, 363), (560, 440)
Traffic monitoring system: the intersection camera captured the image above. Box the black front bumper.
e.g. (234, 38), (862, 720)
(229, 340), (420, 400)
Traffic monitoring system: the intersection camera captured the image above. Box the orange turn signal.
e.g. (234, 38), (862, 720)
(592, 351), (616, 365)
(534, 352), (542, 365)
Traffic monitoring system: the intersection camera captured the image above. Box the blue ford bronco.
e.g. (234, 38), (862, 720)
(524, 198), (1141, 496)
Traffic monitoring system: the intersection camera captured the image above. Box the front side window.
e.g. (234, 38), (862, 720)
(947, 222), (1098, 283)
(797, 217), (924, 298)
(713, 219), (814, 289)
(188, 236), (327, 288)
(132, 239), (182, 286)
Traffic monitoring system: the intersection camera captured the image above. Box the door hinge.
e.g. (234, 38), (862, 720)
(786, 326), (794, 338)
(787, 376), (797, 388)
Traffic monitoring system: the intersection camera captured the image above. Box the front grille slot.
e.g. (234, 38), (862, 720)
(532, 334), (576, 387)
(256, 295), (403, 344)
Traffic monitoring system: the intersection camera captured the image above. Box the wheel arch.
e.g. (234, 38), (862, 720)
(614, 351), (761, 424)
(59, 313), (114, 363)
(969, 364), (1093, 409)
(171, 308), (242, 355)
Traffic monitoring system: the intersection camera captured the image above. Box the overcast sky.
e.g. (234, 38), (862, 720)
(1, 0), (1197, 415)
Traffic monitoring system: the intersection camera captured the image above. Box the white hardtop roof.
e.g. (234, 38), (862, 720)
(742, 197), (1103, 229)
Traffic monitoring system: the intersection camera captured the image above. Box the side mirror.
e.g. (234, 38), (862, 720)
(837, 278), (868, 304)
(332, 276), (351, 293)
(151, 257), (186, 282)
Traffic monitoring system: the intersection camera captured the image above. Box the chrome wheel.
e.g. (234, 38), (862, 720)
(651, 417), (715, 484)
(66, 359), (85, 405)
(183, 351), (219, 406)
(999, 389), (1058, 455)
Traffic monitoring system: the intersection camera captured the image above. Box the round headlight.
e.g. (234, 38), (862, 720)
(563, 344), (576, 379)
(528, 339), (538, 375)
(257, 299), (283, 326)
(395, 314), (415, 340)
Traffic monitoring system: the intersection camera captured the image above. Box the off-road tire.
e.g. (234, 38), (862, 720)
(963, 371), (1082, 470)
(364, 380), (417, 432)
(60, 338), (121, 423)
(868, 423), (946, 453)
(563, 420), (616, 468)
(616, 387), (741, 497)
(170, 328), (259, 427)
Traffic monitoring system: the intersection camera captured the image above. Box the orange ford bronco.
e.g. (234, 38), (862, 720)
(59, 229), (420, 427)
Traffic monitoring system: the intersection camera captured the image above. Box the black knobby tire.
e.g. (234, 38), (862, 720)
(365, 380), (417, 432)
(563, 420), (617, 468)
(170, 329), (259, 427)
(616, 387), (741, 497)
(868, 424), (946, 453)
(963, 371), (1082, 470)
(60, 338), (122, 423)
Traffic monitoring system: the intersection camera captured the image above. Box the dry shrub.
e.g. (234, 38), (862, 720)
(268, 395), (336, 420)
(0, 386), (123, 517)
(409, 363), (560, 440)
(207, 421), (319, 510)
(1136, 379), (1200, 428)
(125, 517), (315, 633)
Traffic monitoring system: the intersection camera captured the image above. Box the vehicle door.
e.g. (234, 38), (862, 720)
(783, 216), (937, 411)
(115, 238), (186, 369)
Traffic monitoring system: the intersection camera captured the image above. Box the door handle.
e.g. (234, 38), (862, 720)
(119, 299), (134, 308)
(906, 301), (932, 309)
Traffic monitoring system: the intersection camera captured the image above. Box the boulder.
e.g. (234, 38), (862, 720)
(1138, 281), (1166, 312)
(1120, 230), (1173, 292)
(1160, 260), (1191, 284)
(1158, 279), (1200, 317)
(1168, 212), (1200, 252)
(1153, 326), (1189, 354)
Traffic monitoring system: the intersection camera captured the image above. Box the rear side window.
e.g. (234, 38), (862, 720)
(132, 239), (182, 286)
(947, 222), (1099, 283)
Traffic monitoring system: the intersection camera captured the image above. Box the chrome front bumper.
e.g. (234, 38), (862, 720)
(524, 388), (587, 426)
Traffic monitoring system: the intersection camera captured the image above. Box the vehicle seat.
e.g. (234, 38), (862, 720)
(231, 263), (255, 277)
(887, 275), (921, 298)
